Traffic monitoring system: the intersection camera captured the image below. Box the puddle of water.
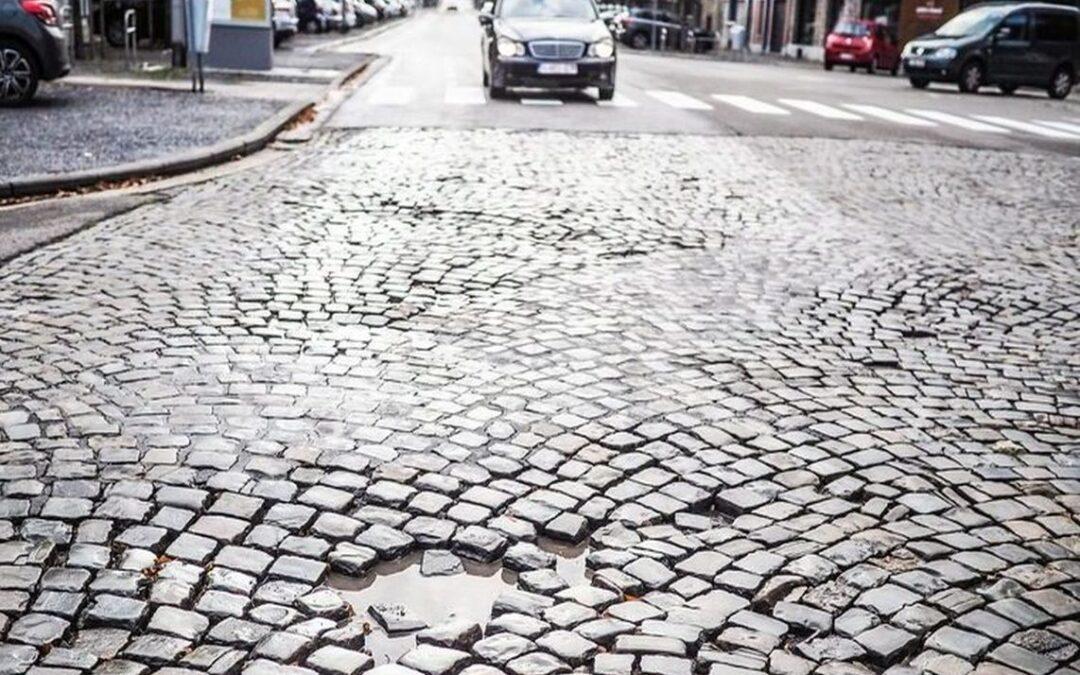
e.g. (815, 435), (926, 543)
(328, 539), (588, 666)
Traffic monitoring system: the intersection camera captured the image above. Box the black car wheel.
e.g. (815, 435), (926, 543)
(998, 83), (1017, 95)
(1048, 66), (1073, 100)
(0, 40), (38, 106)
(824, 61), (833, 71)
(488, 82), (507, 99)
(867, 56), (876, 74)
(909, 77), (929, 89)
(630, 32), (649, 49)
(598, 86), (614, 101)
(958, 59), (983, 93)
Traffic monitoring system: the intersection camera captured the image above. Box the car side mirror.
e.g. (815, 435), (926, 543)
(478, 12), (493, 25)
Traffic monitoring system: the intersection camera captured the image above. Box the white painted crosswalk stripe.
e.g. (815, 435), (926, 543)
(842, 104), (937, 126)
(712, 94), (790, 115)
(905, 109), (1010, 133)
(777, 98), (863, 120)
(973, 115), (1080, 139)
(444, 86), (486, 105)
(520, 98), (563, 106)
(1034, 120), (1080, 135)
(366, 86), (415, 106)
(596, 93), (639, 107)
(646, 90), (713, 110)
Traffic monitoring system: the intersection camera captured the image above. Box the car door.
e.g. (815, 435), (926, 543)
(1031, 10), (1079, 85)
(988, 9), (1030, 84)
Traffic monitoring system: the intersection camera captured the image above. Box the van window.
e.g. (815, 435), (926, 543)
(1033, 12), (1078, 42)
(996, 11), (1029, 41)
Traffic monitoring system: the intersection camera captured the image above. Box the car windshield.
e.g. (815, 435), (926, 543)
(833, 20), (870, 36)
(499, 0), (597, 19)
(933, 6), (1007, 36)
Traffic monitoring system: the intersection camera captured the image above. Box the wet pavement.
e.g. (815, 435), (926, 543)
(0, 127), (1077, 675)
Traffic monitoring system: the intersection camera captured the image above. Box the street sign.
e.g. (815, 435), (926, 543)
(185, 0), (212, 91)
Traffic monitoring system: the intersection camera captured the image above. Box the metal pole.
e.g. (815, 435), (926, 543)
(650, 0), (657, 48)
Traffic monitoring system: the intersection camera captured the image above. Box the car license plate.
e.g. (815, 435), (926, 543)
(537, 62), (578, 75)
(839, 53), (854, 60)
(908, 57), (925, 68)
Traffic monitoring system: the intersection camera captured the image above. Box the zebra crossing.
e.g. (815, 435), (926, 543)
(353, 83), (1080, 142)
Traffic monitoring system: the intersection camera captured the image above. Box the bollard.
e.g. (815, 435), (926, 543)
(123, 8), (137, 67)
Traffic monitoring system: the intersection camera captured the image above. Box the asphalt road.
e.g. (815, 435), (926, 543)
(330, 8), (1080, 154)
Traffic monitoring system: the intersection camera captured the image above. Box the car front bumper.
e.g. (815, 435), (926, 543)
(902, 56), (959, 80)
(492, 57), (616, 89)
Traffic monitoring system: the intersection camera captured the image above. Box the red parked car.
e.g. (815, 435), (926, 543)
(824, 19), (901, 75)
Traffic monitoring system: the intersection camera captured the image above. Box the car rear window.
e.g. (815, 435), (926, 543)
(1033, 11), (1078, 42)
(832, 20), (870, 36)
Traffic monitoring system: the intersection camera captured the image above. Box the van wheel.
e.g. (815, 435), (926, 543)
(0, 40), (39, 106)
(998, 84), (1017, 95)
(958, 59), (983, 93)
(1048, 66), (1073, 100)
(909, 77), (929, 89)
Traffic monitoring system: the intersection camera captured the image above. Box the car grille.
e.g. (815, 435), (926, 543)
(529, 40), (586, 60)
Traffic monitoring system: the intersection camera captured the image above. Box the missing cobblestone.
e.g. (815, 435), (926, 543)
(329, 540), (587, 665)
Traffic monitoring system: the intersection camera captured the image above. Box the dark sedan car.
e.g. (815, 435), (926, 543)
(479, 0), (616, 100)
(902, 2), (1079, 98)
(0, 0), (69, 105)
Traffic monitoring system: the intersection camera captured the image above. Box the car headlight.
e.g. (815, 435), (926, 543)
(902, 42), (914, 56)
(497, 36), (525, 57)
(933, 47), (957, 60)
(590, 37), (615, 58)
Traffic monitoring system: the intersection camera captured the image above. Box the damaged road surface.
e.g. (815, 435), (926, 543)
(0, 127), (1077, 675)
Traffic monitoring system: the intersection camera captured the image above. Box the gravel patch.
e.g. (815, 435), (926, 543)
(0, 83), (284, 180)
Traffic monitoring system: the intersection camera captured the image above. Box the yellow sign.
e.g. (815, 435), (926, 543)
(231, 0), (266, 21)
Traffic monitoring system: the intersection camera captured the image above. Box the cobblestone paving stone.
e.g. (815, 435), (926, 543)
(0, 128), (1078, 675)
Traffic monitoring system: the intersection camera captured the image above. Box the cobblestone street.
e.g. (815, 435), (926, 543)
(0, 129), (1078, 675)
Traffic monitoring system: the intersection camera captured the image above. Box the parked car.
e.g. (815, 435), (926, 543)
(297, 0), (328, 31)
(273, 0), (300, 45)
(824, 19), (900, 74)
(353, 0), (379, 25)
(903, 2), (1078, 98)
(0, 0), (69, 105)
(369, 0), (391, 18)
(617, 7), (682, 50)
(479, 0), (616, 100)
(689, 27), (717, 52)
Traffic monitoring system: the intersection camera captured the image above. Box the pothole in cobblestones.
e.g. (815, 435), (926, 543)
(328, 539), (587, 666)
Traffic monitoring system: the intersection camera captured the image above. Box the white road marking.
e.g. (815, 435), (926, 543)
(777, 98), (863, 120)
(520, 98), (563, 106)
(366, 85), (415, 106)
(444, 86), (486, 105)
(645, 90), (713, 110)
(905, 109), (1010, 133)
(596, 93), (639, 107)
(842, 104), (937, 126)
(712, 94), (790, 115)
(1033, 119), (1080, 135)
(973, 116), (1080, 139)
